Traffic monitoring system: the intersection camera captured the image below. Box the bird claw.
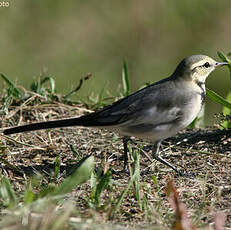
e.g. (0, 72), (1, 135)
(111, 167), (129, 176)
(177, 169), (195, 178)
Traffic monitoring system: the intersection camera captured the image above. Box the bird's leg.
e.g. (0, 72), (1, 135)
(122, 136), (130, 172)
(111, 136), (130, 175)
(152, 141), (182, 175)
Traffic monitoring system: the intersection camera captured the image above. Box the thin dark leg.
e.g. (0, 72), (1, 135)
(122, 136), (130, 172)
(111, 136), (130, 175)
(152, 141), (182, 174)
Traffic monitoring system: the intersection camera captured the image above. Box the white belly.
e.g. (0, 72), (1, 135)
(113, 93), (203, 142)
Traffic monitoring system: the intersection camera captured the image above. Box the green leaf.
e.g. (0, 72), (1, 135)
(24, 189), (36, 204)
(41, 76), (56, 94)
(206, 88), (231, 110)
(133, 149), (141, 207)
(55, 155), (60, 179)
(0, 177), (17, 208)
(90, 171), (97, 200)
(217, 51), (229, 63)
(122, 60), (130, 97)
(222, 91), (231, 129)
(223, 92), (231, 115)
(38, 184), (56, 198)
(217, 51), (231, 79)
(30, 79), (40, 93)
(0, 73), (23, 98)
(70, 144), (81, 160)
(151, 175), (160, 196)
(52, 155), (94, 196)
(94, 170), (112, 206)
(97, 83), (107, 106)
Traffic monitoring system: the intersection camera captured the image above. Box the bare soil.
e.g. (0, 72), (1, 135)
(1, 102), (231, 228)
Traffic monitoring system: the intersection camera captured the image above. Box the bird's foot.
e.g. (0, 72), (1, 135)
(111, 166), (129, 176)
(176, 169), (195, 178)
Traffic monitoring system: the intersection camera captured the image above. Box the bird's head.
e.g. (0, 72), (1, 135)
(173, 55), (228, 84)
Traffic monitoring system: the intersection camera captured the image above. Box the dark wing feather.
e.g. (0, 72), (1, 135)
(80, 76), (175, 126)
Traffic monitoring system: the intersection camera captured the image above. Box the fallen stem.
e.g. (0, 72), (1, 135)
(63, 73), (92, 99)
(0, 134), (47, 150)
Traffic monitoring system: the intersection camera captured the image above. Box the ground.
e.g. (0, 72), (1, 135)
(0, 101), (230, 229)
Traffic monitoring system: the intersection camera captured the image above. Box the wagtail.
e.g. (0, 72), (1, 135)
(3, 55), (228, 174)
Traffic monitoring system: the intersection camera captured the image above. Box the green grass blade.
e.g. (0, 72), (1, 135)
(122, 60), (130, 96)
(95, 170), (112, 206)
(24, 189), (36, 204)
(151, 175), (160, 196)
(70, 144), (81, 160)
(113, 173), (136, 213)
(0, 177), (17, 208)
(38, 185), (56, 198)
(207, 88), (231, 110)
(0, 73), (23, 97)
(223, 91), (231, 114)
(52, 155), (94, 196)
(112, 146), (141, 213)
(217, 51), (231, 79)
(133, 149), (141, 207)
(217, 51), (229, 62)
(151, 175), (162, 211)
(41, 76), (56, 94)
(222, 91), (231, 129)
(0, 73), (14, 87)
(54, 155), (60, 179)
(97, 83), (107, 107)
(90, 171), (97, 200)
(30, 78), (40, 93)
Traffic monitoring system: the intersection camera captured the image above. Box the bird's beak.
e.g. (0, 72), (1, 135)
(215, 62), (229, 68)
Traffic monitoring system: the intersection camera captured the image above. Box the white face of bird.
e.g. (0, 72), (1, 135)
(190, 56), (217, 83)
(189, 56), (228, 84)
(173, 55), (228, 83)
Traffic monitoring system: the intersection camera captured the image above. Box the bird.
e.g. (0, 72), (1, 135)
(3, 55), (228, 174)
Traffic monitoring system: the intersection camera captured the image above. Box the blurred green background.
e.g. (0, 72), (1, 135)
(0, 0), (230, 124)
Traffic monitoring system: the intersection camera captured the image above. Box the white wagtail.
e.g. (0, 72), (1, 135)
(3, 55), (228, 174)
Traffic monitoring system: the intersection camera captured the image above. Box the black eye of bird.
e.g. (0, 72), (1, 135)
(204, 62), (210, 68)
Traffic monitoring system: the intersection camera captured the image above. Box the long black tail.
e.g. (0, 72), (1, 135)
(3, 104), (125, 135)
(3, 116), (87, 135)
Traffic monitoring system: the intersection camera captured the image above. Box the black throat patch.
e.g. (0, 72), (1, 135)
(196, 80), (206, 105)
